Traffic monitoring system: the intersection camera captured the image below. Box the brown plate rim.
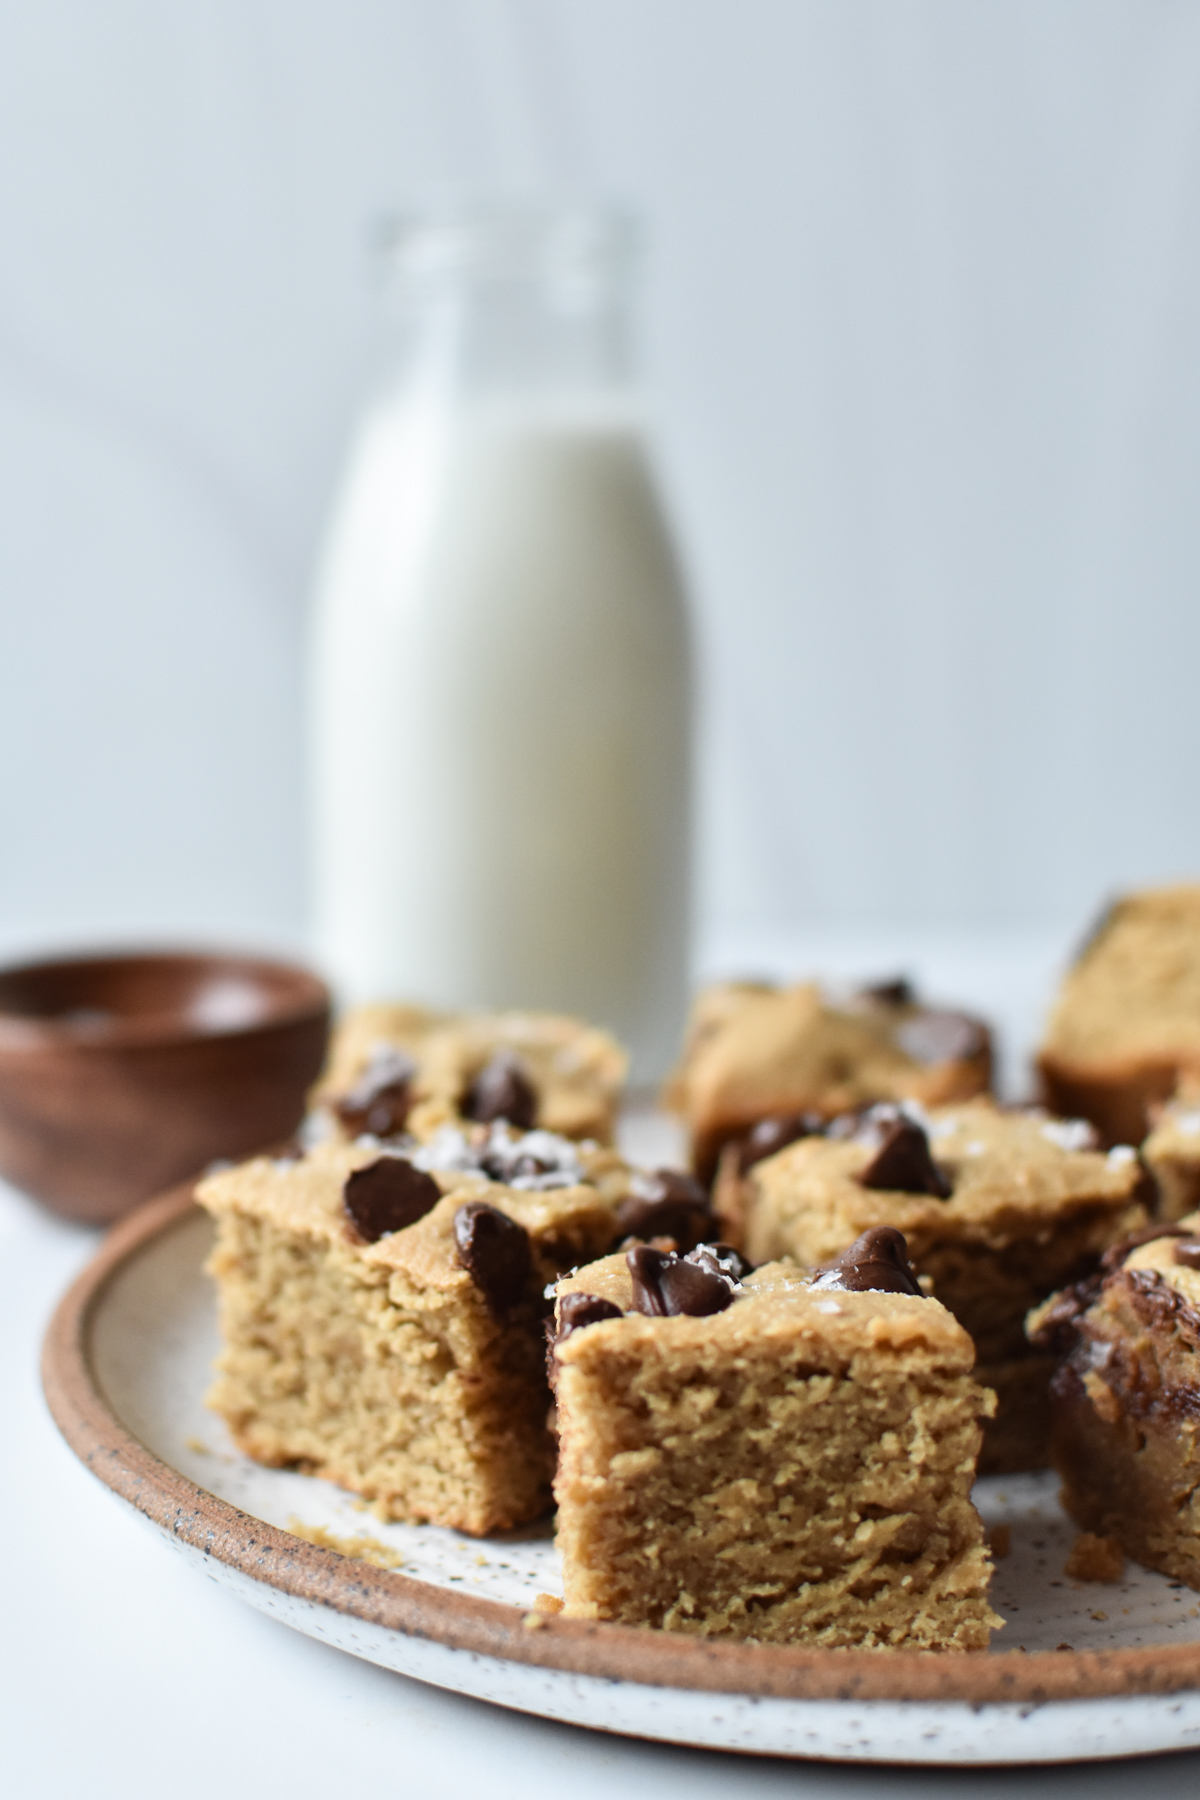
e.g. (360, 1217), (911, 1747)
(40, 1182), (1200, 1708)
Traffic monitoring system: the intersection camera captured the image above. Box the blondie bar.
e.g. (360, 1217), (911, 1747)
(1040, 883), (1200, 1145)
(667, 978), (991, 1184)
(740, 1100), (1148, 1471)
(197, 1125), (625, 1534)
(1029, 1217), (1200, 1588)
(550, 1230), (999, 1648)
(315, 1003), (628, 1146)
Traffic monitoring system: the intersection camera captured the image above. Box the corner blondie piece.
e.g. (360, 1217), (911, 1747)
(1030, 1216), (1200, 1587)
(314, 1003), (627, 1146)
(1039, 883), (1200, 1145)
(197, 1128), (624, 1534)
(550, 1233), (999, 1649)
(741, 1101), (1148, 1472)
(666, 978), (991, 1184)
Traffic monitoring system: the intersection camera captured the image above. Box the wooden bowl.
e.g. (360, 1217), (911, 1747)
(0, 949), (330, 1223)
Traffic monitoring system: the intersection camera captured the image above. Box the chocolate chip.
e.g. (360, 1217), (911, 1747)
(859, 977), (914, 1007)
(343, 1156), (441, 1242)
(1174, 1240), (1200, 1270)
(335, 1049), (416, 1138)
(736, 1113), (826, 1173)
(462, 1050), (538, 1130)
(616, 1169), (715, 1251)
(479, 1146), (553, 1183)
(698, 1243), (753, 1283)
(454, 1200), (532, 1312)
(627, 1244), (738, 1318)
(857, 1112), (952, 1199)
(1102, 1224), (1191, 1273)
(815, 1225), (923, 1296)
(546, 1291), (625, 1383)
(895, 1009), (986, 1066)
(555, 1291), (624, 1345)
(1026, 1280), (1101, 1355)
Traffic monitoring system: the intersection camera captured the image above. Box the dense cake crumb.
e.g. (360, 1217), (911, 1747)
(550, 1245), (1000, 1649)
(1065, 1532), (1125, 1584)
(197, 1137), (625, 1534)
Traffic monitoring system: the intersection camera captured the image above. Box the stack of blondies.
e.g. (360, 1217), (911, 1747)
(198, 881), (1200, 1652)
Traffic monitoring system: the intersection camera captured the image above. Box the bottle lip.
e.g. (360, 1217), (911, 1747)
(373, 199), (640, 292)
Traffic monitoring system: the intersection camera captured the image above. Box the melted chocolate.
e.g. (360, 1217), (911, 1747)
(1102, 1224), (1191, 1273)
(342, 1156), (441, 1243)
(814, 1225), (923, 1296)
(1174, 1240), (1200, 1270)
(1054, 1267), (1200, 1426)
(616, 1169), (715, 1251)
(453, 1199), (532, 1312)
(736, 1113), (826, 1174)
(1026, 1278), (1104, 1356)
(1028, 1228), (1194, 1357)
(462, 1050), (538, 1130)
(856, 1111), (952, 1198)
(1121, 1266), (1200, 1347)
(626, 1243), (740, 1318)
(858, 977), (914, 1007)
(335, 1049), (416, 1139)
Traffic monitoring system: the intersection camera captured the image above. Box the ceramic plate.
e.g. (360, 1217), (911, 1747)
(42, 1176), (1200, 1767)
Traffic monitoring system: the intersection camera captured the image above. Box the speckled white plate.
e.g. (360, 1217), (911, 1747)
(42, 1177), (1200, 1767)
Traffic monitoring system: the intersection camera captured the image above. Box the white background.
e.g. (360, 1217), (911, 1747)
(11, 17), (1200, 1793)
(3, 0), (1200, 976)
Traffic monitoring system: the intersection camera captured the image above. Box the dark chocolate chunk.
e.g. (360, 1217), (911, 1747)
(1026, 1279), (1102, 1356)
(343, 1156), (441, 1243)
(627, 1243), (738, 1318)
(546, 1291), (625, 1383)
(462, 1050), (538, 1130)
(859, 976), (915, 1008)
(555, 1290), (624, 1345)
(856, 1111), (952, 1198)
(1028, 1226), (1195, 1356)
(454, 1199), (532, 1312)
(895, 1009), (986, 1066)
(1102, 1224), (1191, 1273)
(815, 1225), (923, 1296)
(616, 1168), (715, 1251)
(697, 1242), (753, 1283)
(335, 1048), (416, 1139)
(1174, 1240), (1200, 1270)
(736, 1113), (826, 1174)
(479, 1145), (553, 1183)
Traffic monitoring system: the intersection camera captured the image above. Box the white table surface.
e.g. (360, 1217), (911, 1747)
(9, 928), (1200, 1798)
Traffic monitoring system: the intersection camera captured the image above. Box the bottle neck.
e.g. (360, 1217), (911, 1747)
(381, 279), (635, 408)
(373, 206), (640, 409)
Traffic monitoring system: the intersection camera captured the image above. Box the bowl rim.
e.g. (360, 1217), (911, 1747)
(39, 1180), (1200, 1707)
(0, 947), (330, 1050)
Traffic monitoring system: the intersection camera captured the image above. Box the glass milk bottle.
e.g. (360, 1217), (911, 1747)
(309, 205), (691, 1080)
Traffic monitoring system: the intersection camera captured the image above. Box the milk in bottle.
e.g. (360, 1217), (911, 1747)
(309, 207), (691, 1079)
